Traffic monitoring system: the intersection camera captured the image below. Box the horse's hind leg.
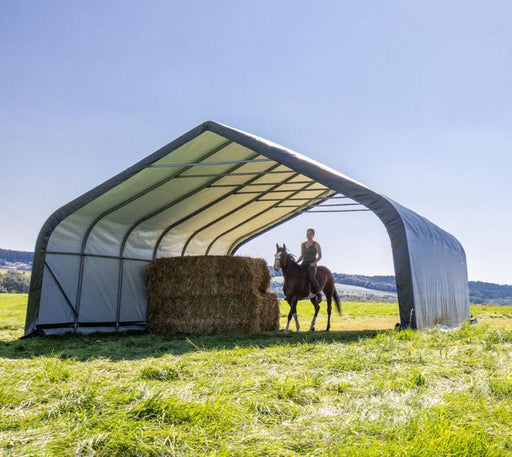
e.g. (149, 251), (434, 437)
(326, 295), (332, 331)
(310, 298), (320, 332)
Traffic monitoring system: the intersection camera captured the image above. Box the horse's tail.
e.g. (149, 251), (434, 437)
(333, 288), (342, 315)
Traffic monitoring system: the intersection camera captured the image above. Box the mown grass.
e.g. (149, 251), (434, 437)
(1, 294), (512, 456)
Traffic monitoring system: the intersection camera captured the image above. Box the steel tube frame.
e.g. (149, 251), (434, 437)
(44, 261), (78, 318)
(183, 172), (305, 255)
(152, 162), (286, 259)
(149, 158), (272, 167)
(206, 184), (332, 255)
(228, 189), (336, 255)
(210, 181), (322, 189)
(171, 170), (293, 178)
(46, 251), (151, 262)
(305, 209), (371, 213)
(276, 202), (362, 208)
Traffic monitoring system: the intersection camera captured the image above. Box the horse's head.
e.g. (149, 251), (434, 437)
(273, 243), (288, 271)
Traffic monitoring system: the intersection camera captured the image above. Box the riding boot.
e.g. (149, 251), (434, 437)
(307, 264), (321, 301)
(313, 287), (322, 302)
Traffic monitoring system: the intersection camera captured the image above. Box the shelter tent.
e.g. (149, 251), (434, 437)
(25, 121), (469, 335)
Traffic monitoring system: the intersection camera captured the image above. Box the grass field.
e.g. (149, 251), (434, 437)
(1, 294), (512, 456)
(0, 269), (31, 275)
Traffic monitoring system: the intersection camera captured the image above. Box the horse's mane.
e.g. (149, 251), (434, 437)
(286, 251), (296, 262)
(282, 249), (301, 270)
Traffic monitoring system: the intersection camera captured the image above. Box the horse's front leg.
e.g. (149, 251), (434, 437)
(310, 297), (320, 332)
(293, 307), (300, 332)
(284, 298), (295, 332)
(285, 298), (299, 332)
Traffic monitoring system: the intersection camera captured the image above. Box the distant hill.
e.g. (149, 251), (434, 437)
(0, 248), (34, 264)
(0, 249), (33, 293)
(1, 249), (510, 304)
(332, 273), (397, 293)
(468, 281), (512, 306)
(0, 248), (33, 272)
(271, 268), (512, 305)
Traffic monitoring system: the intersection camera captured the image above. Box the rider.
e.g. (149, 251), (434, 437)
(296, 228), (322, 301)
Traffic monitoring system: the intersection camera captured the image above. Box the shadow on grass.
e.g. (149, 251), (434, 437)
(0, 328), (389, 361)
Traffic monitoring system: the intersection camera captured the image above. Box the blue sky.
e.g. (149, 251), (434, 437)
(1, 1), (511, 284)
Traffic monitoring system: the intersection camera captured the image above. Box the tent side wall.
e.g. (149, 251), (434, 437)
(396, 203), (470, 328)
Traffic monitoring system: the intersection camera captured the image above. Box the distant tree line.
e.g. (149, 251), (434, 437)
(0, 271), (30, 293)
(270, 267), (512, 305)
(331, 273), (397, 293)
(325, 273), (512, 305)
(469, 281), (512, 305)
(0, 248), (34, 265)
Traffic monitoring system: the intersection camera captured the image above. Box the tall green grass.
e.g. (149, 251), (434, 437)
(1, 294), (512, 456)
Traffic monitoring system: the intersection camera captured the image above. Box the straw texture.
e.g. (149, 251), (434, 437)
(146, 256), (279, 334)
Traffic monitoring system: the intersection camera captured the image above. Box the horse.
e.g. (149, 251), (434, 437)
(274, 243), (341, 332)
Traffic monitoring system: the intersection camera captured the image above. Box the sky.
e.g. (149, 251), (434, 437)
(1, 1), (511, 284)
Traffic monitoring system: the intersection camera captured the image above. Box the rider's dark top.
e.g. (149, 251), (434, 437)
(301, 242), (317, 264)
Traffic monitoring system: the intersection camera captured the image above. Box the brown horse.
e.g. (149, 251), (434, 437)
(274, 243), (341, 332)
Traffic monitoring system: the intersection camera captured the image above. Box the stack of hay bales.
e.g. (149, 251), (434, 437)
(146, 256), (280, 334)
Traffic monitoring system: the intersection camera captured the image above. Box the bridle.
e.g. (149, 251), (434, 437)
(273, 247), (287, 271)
